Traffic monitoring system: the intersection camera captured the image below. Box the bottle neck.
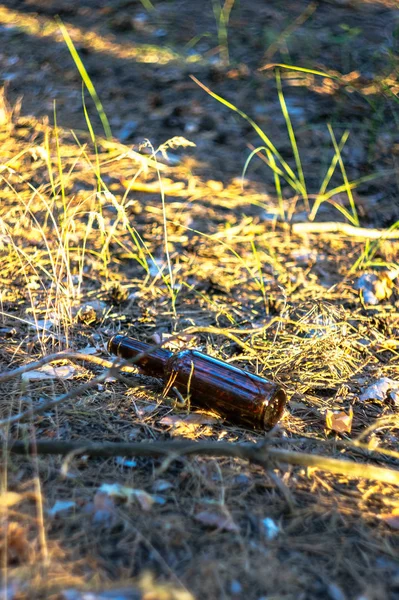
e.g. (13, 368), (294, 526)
(108, 335), (173, 378)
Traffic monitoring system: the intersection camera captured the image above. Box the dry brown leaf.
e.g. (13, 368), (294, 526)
(359, 378), (399, 402)
(21, 364), (76, 381)
(133, 490), (155, 512)
(99, 484), (156, 512)
(325, 408), (353, 433)
(159, 332), (198, 351)
(354, 272), (394, 305)
(194, 510), (239, 532)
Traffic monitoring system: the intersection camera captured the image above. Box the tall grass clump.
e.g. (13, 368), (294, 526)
(191, 68), (384, 226)
(0, 98), (158, 349)
(0, 17), (198, 346)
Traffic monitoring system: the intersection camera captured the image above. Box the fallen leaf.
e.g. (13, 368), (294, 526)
(325, 408), (353, 433)
(98, 484), (156, 511)
(359, 377), (399, 402)
(160, 332), (199, 351)
(22, 364), (76, 381)
(354, 272), (394, 305)
(194, 510), (239, 532)
(76, 302), (106, 325)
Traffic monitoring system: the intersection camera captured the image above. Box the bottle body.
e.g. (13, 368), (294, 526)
(108, 335), (286, 430)
(164, 350), (286, 430)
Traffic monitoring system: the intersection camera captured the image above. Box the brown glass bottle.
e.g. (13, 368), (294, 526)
(108, 334), (286, 430)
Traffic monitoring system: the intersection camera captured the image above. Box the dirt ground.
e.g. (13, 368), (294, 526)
(0, 0), (399, 599)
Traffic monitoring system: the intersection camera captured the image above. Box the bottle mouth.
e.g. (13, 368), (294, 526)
(108, 334), (127, 358)
(263, 388), (287, 429)
(107, 334), (121, 356)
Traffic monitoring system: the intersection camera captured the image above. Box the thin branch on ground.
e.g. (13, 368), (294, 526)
(0, 351), (137, 384)
(4, 438), (399, 486)
(2, 330), (398, 488)
(291, 221), (399, 239)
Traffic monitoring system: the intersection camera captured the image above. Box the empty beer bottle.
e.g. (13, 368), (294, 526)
(108, 334), (286, 430)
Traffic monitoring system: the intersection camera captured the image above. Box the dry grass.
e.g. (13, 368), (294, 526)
(0, 91), (398, 600)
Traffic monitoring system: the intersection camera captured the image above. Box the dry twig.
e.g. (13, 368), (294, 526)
(292, 221), (399, 239)
(4, 438), (399, 486)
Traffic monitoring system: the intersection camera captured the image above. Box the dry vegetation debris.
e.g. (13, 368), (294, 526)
(0, 0), (398, 598)
(0, 98), (398, 600)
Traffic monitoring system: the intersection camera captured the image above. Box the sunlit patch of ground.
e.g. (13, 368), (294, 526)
(0, 6), (183, 65)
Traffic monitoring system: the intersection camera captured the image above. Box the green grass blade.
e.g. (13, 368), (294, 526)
(322, 171), (389, 202)
(350, 219), (399, 273)
(275, 68), (308, 207)
(242, 145), (297, 190)
(309, 130), (349, 221)
(82, 84), (102, 192)
(328, 123), (359, 226)
(327, 199), (358, 225)
(139, 0), (155, 12)
(57, 18), (112, 140)
(260, 63), (340, 80)
(52, 102), (66, 215)
(266, 149), (284, 220)
(191, 75), (302, 191)
(319, 131), (350, 197)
